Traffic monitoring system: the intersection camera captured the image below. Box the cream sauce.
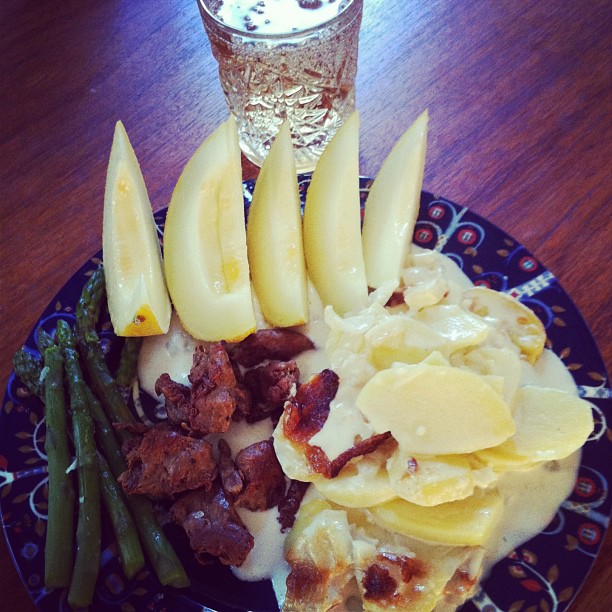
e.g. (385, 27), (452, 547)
(136, 248), (585, 609)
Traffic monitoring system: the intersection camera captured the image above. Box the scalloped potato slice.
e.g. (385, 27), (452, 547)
(356, 363), (515, 454)
(272, 426), (318, 482)
(284, 501), (355, 611)
(364, 316), (447, 369)
(464, 287), (546, 364)
(479, 386), (594, 465)
(413, 304), (490, 354)
(387, 451), (497, 507)
(452, 346), (522, 407)
(312, 450), (396, 508)
(368, 489), (503, 546)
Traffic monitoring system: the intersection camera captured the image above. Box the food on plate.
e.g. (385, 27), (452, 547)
(464, 286), (546, 364)
(362, 109), (428, 289)
(163, 117), (256, 342)
(303, 111), (369, 315)
(11, 112), (595, 611)
(246, 121), (309, 328)
(103, 121), (172, 336)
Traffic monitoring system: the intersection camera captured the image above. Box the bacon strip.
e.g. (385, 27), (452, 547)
(283, 369), (339, 443)
(282, 369), (392, 478)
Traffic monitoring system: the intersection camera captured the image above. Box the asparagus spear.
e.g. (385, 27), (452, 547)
(97, 452), (145, 580)
(75, 268), (106, 344)
(12, 349), (44, 400)
(42, 344), (76, 589)
(36, 329), (56, 354)
(86, 382), (190, 588)
(75, 272), (190, 588)
(75, 271), (136, 439)
(56, 320), (101, 609)
(85, 386), (125, 478)
(115, 337), (144, 387)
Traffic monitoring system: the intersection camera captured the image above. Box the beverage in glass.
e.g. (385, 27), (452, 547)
(197, 0), (363, 172)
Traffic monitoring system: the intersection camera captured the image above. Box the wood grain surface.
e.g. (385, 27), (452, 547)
(1, 1), (610, 610)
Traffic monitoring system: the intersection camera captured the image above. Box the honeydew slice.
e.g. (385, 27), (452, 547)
(464, 287), (546, 364)
(368, 489), (503, 546)
(356, 363), (515, 454)
(303, 112), (368, 315)
(164, 117), (256, 341)
(103, 121), (171, 336)
(362, 109), (428, 289)
(246, 122), (309, 327)
(312, 450), (397, 508)
(478, 386), (593, 465)
(387, 451), (496, 507)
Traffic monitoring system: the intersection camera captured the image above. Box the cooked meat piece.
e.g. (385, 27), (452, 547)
(244, 360), (299, 405)
(155, 343), (245, 435)
(230, 329), (315, 367)
(170, 483), (254, 567)
(278, 479), (310, 532)
(242, 360), (300, 423)
(114, 422), (150, 435)
(190, 386), (236, 434)
(218, 439), (243, 497)
(190, 343), (235, 390)
(155, 373), (191, 425)
(234, 439), (286, 511)
(231, 383), (253, 422)
(117, 422), (217, 498)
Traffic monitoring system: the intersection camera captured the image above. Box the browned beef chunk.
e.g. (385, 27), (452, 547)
(218, 439), (243, 497)
(155, 374), (191, 425)
(234, 439), (286, 511)
(278, 479), (310, 532)
(242, 360), (300, 422)
(170, 483), (254, 567)
(155, 343), (244, 435)
(117, 422), (217, 498)
(230, 329), (315, 367)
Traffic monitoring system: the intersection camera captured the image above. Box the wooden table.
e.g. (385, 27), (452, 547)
(1, 1), (610, 610)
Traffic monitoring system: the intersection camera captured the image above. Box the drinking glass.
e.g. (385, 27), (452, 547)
(197, 0), (363, 172)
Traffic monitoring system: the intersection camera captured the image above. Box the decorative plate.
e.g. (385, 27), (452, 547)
(2, 176), (610, 612)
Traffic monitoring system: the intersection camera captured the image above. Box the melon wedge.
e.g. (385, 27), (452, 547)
(303, 112), (368, 315)
(103, 121), (171, 336)
(362, 110), (428, 289)
(164, 117), (256, 341)
(246, 122), (308, 327)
